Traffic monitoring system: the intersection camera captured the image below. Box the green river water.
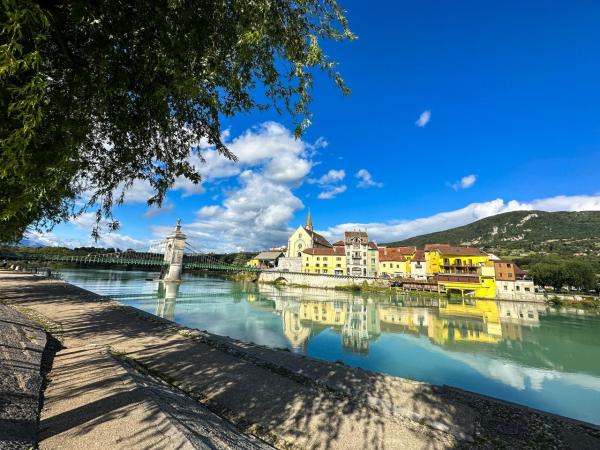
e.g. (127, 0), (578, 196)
(58, 268), (600, 425)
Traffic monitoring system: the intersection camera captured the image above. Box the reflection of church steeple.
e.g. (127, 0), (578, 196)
(306, 209), (313, 231)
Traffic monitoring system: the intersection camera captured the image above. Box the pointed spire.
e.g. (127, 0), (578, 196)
(175, 218), (181, 232)
(306, 209), (313, 231)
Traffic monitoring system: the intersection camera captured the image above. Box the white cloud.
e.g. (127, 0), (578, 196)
(24, 228), (146, 251)
(309, 169), (346, 185)
(356, 169), (383, 188)
(415, 110), (431, 127)
(308, 168), (347, 200)
(318, 185), (347, 200)
(143, 202), (175, 219)
(197, 205), (223, 217)
(171, 121), (320, 195)
(451, 174), (477, 190)
(318, 194), (600, 244)
(157, 170), (304, 253)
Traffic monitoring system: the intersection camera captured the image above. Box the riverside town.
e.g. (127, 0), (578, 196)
(2, 1), (600, 449)
(247, 212), (539, 300)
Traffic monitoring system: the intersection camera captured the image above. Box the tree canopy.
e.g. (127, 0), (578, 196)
(529, 258), (598, 292)
(0, 0), (353, 242)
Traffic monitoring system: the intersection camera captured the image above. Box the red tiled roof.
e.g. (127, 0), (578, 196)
(303, 247), (346, 256)
(378, 247), (413, 262)
(435, 246), (487, 256)
(424, 243), (451, 251)
(412, 250), (425, 262)
(332, 240), (345, 246)
(368, 241), (378, 250)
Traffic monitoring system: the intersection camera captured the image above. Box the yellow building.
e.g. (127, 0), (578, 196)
(424, 245), (495, 298)
(424, 244), (490, 275)
(377, 246), (416, 278)
(246, 258), (259, 268)
(302, 247), (347, 275)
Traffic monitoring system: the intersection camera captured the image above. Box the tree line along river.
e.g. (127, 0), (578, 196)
(57, 268), (600, 425)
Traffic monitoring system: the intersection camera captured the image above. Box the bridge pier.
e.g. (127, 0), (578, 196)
(161, 219), (187, 283)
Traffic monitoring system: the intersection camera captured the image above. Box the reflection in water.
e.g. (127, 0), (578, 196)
(155, 282), (180, 321)
(59, 269), (600, 425)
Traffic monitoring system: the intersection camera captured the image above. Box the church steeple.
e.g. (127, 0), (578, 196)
(305, 209), (313, 231)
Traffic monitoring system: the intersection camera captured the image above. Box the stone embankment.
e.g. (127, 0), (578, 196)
(1, 271), (600, 449)
(259, 270), (387, 289)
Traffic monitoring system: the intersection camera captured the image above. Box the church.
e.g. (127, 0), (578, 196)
(278, 211), (332, 272)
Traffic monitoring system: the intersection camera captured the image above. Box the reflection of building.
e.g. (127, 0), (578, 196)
(432, 299), (502, 345)
(256, 281), (550, 361)
(300, 301), (347, 326)
(342, 303), (380, 354)
(155, 282), (180, 321)
(281, 304), (311, 350)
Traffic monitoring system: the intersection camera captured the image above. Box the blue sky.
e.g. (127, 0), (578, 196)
(30, 0), (600, 251)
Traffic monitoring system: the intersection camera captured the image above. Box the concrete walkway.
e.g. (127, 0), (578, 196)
(0, 303), (47, 449)
(2, 271), (600, 449)
(38, 345), (270, 449)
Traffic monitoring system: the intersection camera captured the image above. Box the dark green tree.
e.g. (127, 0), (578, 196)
(1, 0), (354, 241)
(529, 262), (565, 292)
(564, 260), (597, 291)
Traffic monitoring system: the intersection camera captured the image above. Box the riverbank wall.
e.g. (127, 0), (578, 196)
(2, 271), (600, 449)
(258, 270), (388, 289)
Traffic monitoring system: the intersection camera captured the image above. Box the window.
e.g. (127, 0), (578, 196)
(396, 264), (400, 268)
(507, 263), (512, 268)
(316, 263), (320, 267)
(316, 256), (320, 261)
(305, 263), (309, 267)
(337, 256), (341, 261)
(371, 258), (375, 263)
(336, 264), (341, 268)
(323, 257), (328, 261)
(383, 263), (386, 268)
(506, 311), (511, 317)
(516, 286), (520, 291)
(324, 263), (328, 267)
(504, 285), (508, 290)
(323, 269), (328, 273)
(525, 287), (531, 292)
(528, 312), (534, 318)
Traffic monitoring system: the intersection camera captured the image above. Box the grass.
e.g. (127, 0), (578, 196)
(547, 295), (600, 309)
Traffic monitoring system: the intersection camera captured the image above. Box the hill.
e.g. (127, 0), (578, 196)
(385, 210), (600, 257)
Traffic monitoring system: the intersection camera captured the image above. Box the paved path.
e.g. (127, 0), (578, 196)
(0, 303), (47, 450)
(39, 344), (270, 449)
(2, 271), (600, 449)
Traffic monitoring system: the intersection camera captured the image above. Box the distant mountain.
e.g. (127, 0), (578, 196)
(385, 211), (600, 256)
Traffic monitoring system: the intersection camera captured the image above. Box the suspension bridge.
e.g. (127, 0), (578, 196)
(1, 220), (260, 280)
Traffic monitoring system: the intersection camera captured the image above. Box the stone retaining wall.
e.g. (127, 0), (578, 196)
(259, 270), (387, 288)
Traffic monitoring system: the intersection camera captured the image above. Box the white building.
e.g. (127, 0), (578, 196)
(344, 231), (370, 277)
(409, 250), (427, 280)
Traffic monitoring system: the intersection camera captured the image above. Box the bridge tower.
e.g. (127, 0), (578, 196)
(161, 219), (187, 282)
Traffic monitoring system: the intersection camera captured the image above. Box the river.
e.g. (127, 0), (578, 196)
(58, 268), (600, 425)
